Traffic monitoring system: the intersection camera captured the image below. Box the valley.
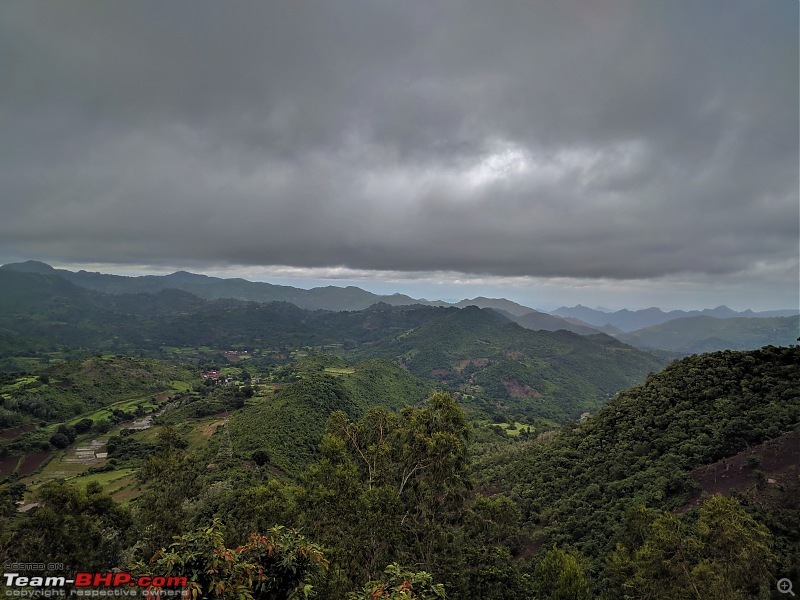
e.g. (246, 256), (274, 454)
(0, 266), (797, 599)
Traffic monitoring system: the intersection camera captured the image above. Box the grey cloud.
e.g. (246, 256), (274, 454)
(0, 0), (797, 288)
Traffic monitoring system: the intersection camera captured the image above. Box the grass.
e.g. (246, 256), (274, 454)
(183, 418), (228, 450)
(491, 422), (534, 437)
(324, 367), (356, 375)
(69, 469), (140, 502)
(49, 396), (159, 431)
(134, 415), (226, 452)
(4, 376), (39, 390)
(28, 449), (90, 482)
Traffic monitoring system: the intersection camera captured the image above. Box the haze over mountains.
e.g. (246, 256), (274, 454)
(0, 263), (666, 425)
(4, 260), (796, 321)
(2, 261), (797, 356)
(552, 303), (798, 332)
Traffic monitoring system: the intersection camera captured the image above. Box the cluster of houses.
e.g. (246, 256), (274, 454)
(201, 369), (235, 384)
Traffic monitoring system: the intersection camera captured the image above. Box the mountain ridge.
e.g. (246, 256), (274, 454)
(553, 303), (798, 331)
(3, 261), (796, 329)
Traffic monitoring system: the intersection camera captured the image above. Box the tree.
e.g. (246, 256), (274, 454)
(133, 431), (202, 558)
(74, 418), (94, 433)
(251, 449), (271, 466)
(534, 545), (591, 600)
(49, 432), (70, 448)
(348, 564), (446, 600)
(295, 392), (471, 591)
(94, 418), (112, 433)
(0, 481), (132, 570)
(57, 423), (77, 442)
(138, 519), (328, 600)
(396, 392), (471, 571)
(606, 495), (774, 600)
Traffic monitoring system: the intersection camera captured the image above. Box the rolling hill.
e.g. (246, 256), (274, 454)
(553, 303), (799, 331)
(226, 359), (435, 477)
(354, 305), (665, 421)
(474, 345), (800, 592)
(617, 314), (800, 353)
(2, 261), (536, 314)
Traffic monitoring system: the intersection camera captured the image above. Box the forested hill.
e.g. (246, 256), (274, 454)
(356, 305), (665, 421)
(1, 261), (598, 332)
(224, 358), (435, 476)
(617, 314), (800, 354)
(0, 269), (443, 353)
(475, 344), (800, 593)
(0, 270), (663, 423)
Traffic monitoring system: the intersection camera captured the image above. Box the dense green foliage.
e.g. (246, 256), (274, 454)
(138, 519), (328, 600)
(1, 341), (797, 599)
(0, 356), (191, 458)
(0, 269), (664, 433)
(607, 496), (775, 599)
(0, 480), (132, 570)
(475, 345), (799, 593)
(356, 305), (664, 420)
(228, 360), (433, 477)
(0, 265), (797, 599)
(0, 270), (440, 356)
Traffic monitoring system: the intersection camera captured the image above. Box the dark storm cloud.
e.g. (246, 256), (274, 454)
(0, 0), (797, 284)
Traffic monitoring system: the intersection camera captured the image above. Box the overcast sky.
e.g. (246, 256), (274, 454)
(1, 1), (797, 311)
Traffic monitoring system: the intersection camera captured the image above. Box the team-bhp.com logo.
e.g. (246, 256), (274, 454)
(3, 572), (187, 596)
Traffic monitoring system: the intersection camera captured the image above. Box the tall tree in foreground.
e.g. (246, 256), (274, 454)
(0, 481), (132, 571)
(296, 392), (471, 593)
(137, 519), (328, 600)
(607, 495), (774, 599)
(534, 545), (591, 600)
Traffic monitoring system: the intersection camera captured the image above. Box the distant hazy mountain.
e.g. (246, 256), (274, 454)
(560, 317), (624, 336)
(452, 296), (535, 316)
(617, 315), (800, 354)
(552, 303), (799, 332)
(4, 262), (793, 329)
(0, 261), (541, 316)
(0, 268), (663, 423)
(489, 308), (603, 335)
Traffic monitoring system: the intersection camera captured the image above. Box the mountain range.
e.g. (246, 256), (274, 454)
(552, 303), (797, 332)
(1, 261), (797, 354)
(0, 267), (665, 422)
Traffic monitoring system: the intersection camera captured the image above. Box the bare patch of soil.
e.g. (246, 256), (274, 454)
(502, 379), (541, 399)
(454, 358), (490, 373)
(17, 451), (52, 476)
(199, 420), (227, 437)
(0, 455), (21, 477)
(679, 429), (800, 512)
(0, 424), (36, 440)
(431, 369), (453, 376)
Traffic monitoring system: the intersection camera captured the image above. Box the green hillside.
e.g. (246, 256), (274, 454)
(475, 345), (800, 592)
(618, 314), (800, 353)
(227, 359), (434, 477)
(2, 345), (797, 598)
(0, 356), (195, 467)
(356, 305), (665, 421)
(0, 272), (665, 425)
(0, 270), (442, 357)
